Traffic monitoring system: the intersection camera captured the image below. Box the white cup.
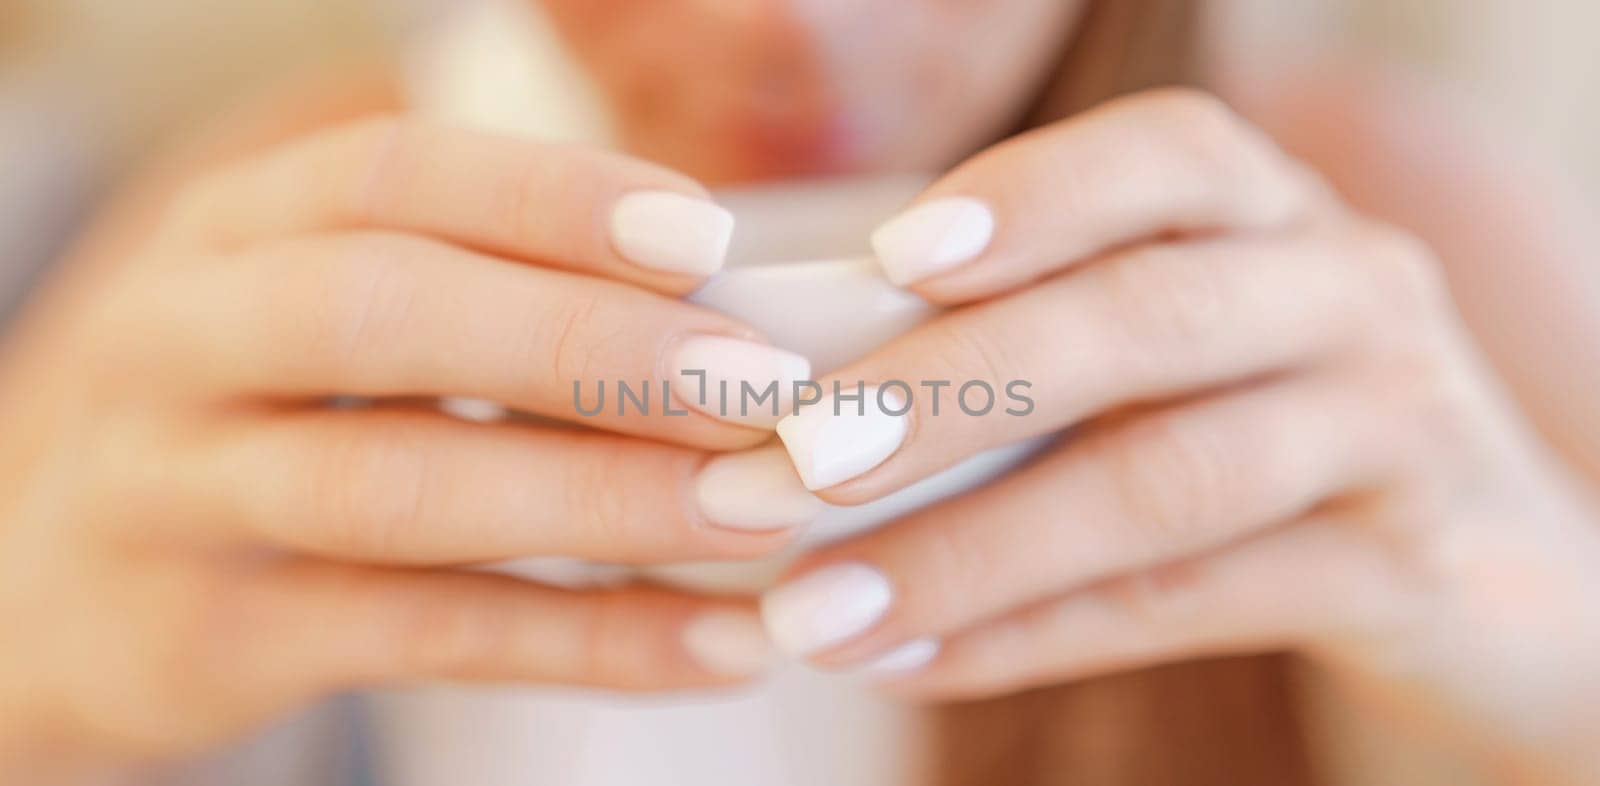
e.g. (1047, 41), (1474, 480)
(490, 175), (1042, 592)
(634, 175), (1045, 592)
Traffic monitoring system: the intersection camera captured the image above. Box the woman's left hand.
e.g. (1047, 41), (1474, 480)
(760, 89), (1600, 779)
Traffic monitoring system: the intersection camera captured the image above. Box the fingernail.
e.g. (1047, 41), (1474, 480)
(870, 196), (994, 286)
(672, 336), (812, 428)
(761, 562), (892, 656)
(775, 385), (908, 490)
(682, 609), (777, 677)
(858, 637), (939, 676)
(695, 444), (822, 532)
(438, 397), (506, 423)
(611, 190), (734, 275)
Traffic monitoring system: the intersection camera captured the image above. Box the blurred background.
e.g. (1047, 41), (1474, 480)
(2, 2), (1597, 783)
(4, 0), (1600, 329)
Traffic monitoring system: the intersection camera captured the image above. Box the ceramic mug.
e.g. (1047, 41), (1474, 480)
(485, 174), (1043, 597)
(648, 175), (1044, 591)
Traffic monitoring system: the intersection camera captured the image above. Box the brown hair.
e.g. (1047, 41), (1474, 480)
(934, 3), (1321, 785)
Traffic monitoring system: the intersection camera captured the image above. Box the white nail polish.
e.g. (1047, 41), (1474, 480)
(775, 385), (908, 490)
(870, 196), (994, 286)
(696, 444), (823, 532)
(682, 610), (776, 677)
(611, 191), (734, 275)
(672, 336), (811, 428)
(438, 397), (506, 423)
(761, 562), (892, 656)
(859, 637), (939, 676)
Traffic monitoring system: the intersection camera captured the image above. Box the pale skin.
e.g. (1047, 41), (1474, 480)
(3, 1), (1600, 783)
(791, 88), (1600, 784)
(0, 89), (801, 780)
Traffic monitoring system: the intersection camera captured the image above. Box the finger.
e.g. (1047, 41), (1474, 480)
(172, 409), (816, 564)
(868, 88), (1323, 299)
(879, 517), (1408, 699)
(160, 117), (734, 292)
(780, 223), (1429, 498)
(125, 232), (810, 443)
(760, 375), (1403, 663)
(237, 561), (777, 696)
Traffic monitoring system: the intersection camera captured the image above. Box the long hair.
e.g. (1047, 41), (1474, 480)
(934, 2), (1320, 784)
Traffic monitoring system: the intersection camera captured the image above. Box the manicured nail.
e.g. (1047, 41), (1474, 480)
(438, 397), (506, 423)
(775, 385), (908, 490)
(682, 609), (777, 677)
(611, 190), (734, 275)
(761, 562), (892, 656)
(695, 444), (822, 532)
(870, 196), (994, 286)
(859, 637), (939, 676)
(672, 336), (812, 428)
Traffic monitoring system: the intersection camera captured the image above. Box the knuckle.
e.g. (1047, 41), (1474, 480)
(502, 143), (577, 254)
(1385, 347), (1480, 462)
(919, 522), (1007, 619)
(574, 591), (650, 687)
(337, 116), (409, 223)
(1145, 88), (1248, 165)
(306, 235), (425, 376)
(1104, 415), (1232, 542)
(923, 317), (1018, 390)
(307, 426), (431, 558)
(1136, 87), (1304, 224)
(536, 287), (609, 385)
(1099, 249), (1226, 361)
(1101, 571), (1165, 628)
(1101, 560), (1207, 631)
(395, 595), (509, 677)
(1150, 88), (1239, 132)
(559, 441), (639, 549)
(1350, 223), (1449, 317)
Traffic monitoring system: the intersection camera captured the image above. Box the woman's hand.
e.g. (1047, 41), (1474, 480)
(759, 89), (1600, 780)
(0, 117), (819, 774)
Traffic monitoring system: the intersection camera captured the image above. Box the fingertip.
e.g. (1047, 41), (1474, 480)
(854, 637), (941, 678)
(758, 562), (894, 658)
(870, 196), (996, 288)
(694, 443), (823, 533)
(772, 385), (909, 492)
(664, 420), (784, 460)
(667, 336), (812, 430)
(681, 608), (779, 679)
(610, 190), (734, 277)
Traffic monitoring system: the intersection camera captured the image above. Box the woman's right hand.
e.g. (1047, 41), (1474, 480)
(0, 117), (816, 776)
